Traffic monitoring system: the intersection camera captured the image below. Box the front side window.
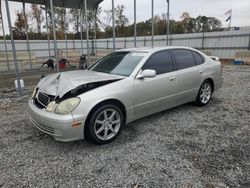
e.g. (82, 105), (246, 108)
(142, 50), (174, 75)
(172, 49), (196, 70)
(89, 52), (147, 76)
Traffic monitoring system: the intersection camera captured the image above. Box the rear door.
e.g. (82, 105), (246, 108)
(171, 49), (203, 104)
(133, 50), (177, 119)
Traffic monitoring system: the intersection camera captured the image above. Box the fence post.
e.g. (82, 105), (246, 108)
(112, 0), (116, 51)
(0, 15), (10, 71)
(201, 32), (205, 50)
(49, 0), (59, 72)
(22, 2), (32, 70)
(45, 5), (51, 59)
(5, 0), (22, 93)
(72, 40), (75, 50)
(91, 39), (94, 55)
(248, 35), (250, 50)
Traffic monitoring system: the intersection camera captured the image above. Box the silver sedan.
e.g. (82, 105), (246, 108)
(28, 47), (223, 144)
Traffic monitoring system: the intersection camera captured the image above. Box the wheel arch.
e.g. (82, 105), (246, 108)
(84, 99), (127, 137)
(203, 78), (214, 93)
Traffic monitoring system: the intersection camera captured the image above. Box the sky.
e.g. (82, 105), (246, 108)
(1, 0), (250, 34)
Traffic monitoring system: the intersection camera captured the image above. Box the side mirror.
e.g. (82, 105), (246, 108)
(137, 69), (156, 79)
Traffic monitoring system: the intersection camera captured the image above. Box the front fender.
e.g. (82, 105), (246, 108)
(71, 77), (134, 125)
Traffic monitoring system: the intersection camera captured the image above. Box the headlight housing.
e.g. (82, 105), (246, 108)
(31, 88), (37, 98)
(54, 97), (80, 115)
(46, 101), (57, 112)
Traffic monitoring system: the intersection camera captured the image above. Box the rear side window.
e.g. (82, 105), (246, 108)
(172, 49), (196, 70)
(192, 51), (205, 65)
(142, 50), (174, 75)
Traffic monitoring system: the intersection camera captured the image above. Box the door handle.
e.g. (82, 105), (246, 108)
(169, 76), (176, 81)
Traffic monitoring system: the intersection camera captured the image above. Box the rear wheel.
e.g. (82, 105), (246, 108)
(196, 81), (213, 106)
(87, 104), (123, 144)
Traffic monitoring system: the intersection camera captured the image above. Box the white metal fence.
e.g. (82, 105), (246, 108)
(0, 27), (250, 72)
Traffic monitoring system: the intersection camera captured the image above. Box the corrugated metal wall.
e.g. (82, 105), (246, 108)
(1, 27), (250, 60)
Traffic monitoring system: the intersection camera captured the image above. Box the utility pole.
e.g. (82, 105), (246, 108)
(0, 0), (10, 71)
(5, 0), (22, 93)
(49, 0), (59, 72)
(134, 0), (137, 47)
(112, 0), (116, 51)
(151, 0), (154, 47)
(166, 0), (170, 46)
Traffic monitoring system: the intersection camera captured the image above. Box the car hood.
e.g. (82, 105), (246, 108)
(37, 70), (125, 98)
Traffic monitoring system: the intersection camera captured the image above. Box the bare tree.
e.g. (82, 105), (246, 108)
(115, 5), (128, 29)
(53, 7), (67, 31)
(101, 9), (112, 32)
(13, 10), (26, 39)
(30, 4), (44, 33)
(180, 12), (191, 33)
(70, 9), (80, 33)
(101, 5), (129, 37)
(86, 7), (102, 31)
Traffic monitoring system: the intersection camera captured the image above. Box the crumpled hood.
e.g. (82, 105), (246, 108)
(37, 70), (124, 98)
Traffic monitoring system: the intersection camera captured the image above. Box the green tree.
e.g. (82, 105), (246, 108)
(208, 17), (222, 31)
(195, 15), (222, 32)
(187, 18), (196, 33)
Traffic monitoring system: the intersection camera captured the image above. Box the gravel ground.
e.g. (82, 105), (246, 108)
(0, 65), (249, 187)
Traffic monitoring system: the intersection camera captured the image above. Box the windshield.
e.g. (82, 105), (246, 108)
(89, 51), (147, 76)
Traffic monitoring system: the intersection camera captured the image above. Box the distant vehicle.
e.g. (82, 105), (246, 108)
(28, 47), (223, 144)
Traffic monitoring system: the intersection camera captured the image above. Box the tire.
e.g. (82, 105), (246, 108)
(86, 104), (124, 144)
(196, 80), (213, 106)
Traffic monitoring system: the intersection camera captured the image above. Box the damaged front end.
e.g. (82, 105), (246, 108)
(32, 79), (121, 115)
(32, 70), (124, 114)
(28, 70), (125, 142)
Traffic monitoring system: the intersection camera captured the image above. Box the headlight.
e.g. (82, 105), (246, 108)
(31, 88), (37, 98)
(54, 98), (80, 115)
(46, 101), (57, 112)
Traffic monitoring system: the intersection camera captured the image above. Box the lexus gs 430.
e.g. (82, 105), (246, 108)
(28, 47), (222, 144)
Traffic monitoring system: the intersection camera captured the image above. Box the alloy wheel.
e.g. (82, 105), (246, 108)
(94, 109), (121, 141)
(199, 83), (212, 104)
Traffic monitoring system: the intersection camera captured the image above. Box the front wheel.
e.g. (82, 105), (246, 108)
(87, 104), (123, 144)
(196, 81), (213, 106)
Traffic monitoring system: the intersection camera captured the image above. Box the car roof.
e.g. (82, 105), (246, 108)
(116, 46), (196, 53)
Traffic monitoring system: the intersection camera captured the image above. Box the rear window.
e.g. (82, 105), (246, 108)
(192, 52), (205, 65)
(172, 49), (196, 70)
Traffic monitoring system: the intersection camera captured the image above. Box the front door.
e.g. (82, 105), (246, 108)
(133, 50), (177, 119)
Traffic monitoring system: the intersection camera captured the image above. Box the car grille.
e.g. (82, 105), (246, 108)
(34, 92), (54, 109)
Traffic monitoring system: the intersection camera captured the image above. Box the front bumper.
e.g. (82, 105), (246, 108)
(28, 99), (85, 142)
